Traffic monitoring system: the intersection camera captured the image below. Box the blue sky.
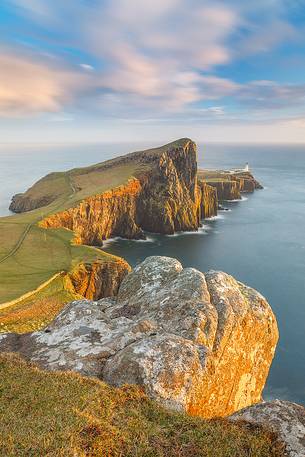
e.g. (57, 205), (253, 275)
(1, 0), (305, 143)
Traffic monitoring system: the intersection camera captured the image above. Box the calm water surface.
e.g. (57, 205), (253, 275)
(1, 142), (304, 405)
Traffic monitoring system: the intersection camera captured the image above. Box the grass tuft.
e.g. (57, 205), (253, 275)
(0, 353), (285, 457)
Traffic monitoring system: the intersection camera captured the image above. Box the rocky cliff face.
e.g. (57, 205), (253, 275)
(67, 259), (131, 299)
(198, 181), (218, 218)
(39, 139), (202, 245)
(206, 179), (241, 201)
(40, 179), (145, 245)
(9, 193), (52, 213)
(202, 172), (263, 202)
(0, 256), (279, 419)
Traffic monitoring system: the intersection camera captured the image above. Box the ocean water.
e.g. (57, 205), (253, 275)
(0, 142), (304, 405)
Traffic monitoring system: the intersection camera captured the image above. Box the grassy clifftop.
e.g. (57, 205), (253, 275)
(0, 149), (149, 331)
(0, 139), (262, 333)
(0, 353), (283, 457)
(0, 139), (194, 332)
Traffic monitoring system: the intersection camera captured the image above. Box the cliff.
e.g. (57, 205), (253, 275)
(12, 139), (202, 246)
(205, 179), (241, 201)
(0, 256), (279, 419)
(198, 181), (218, 218)
(10, 140), (263, 246)
(3, 139), (263, 332)
(198, 170), (263, 202)
(68, 258), (131, 299)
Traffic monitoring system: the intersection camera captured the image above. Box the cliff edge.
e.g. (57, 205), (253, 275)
(1, 139), (262, 333)
(0, 256), (279, 419)
(10, 139), (202, 244)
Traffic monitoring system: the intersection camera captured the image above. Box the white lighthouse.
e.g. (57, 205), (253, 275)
(244, 162), (249, 172)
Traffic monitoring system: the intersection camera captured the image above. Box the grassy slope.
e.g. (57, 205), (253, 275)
(0, 139), (220, 331)
(0, 353), (284, 457)
(0, 157), (145, 332)
(198, 170), (232, 182)
(0, 140), (186, 309)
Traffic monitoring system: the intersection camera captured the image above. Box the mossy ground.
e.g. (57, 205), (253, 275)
(0, 353), (284, 457)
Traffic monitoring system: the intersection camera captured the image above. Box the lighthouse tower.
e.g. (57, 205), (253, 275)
(244, 162), (249, 172)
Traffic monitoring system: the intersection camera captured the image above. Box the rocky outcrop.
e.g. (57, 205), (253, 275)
(198, 181), (218, 218)
(40, 179), (145, 245)
(230, 400), (305, 457)
(233, 173), (264, 193)
(68, 259), (131, 299)
(9, 193), (44, 213)
(39, 139), (202, 245)
(205, 179), (241, 201)
(9, 172), (70, 213)
(0, 256), (279, 418)
(200, 171), (263, 202)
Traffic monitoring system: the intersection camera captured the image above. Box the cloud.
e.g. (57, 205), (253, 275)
(79, 64), (94, 71)
(0, 51), (90, 116)
(78, 1), (240, 110)
(2, 0), (305, 123)
(238, 20), (299, 56)
(237, 80), (305, 109)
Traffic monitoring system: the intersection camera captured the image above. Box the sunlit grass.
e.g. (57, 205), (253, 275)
(0, 353), (284, 457)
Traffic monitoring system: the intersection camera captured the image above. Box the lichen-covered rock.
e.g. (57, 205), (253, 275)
(230, 400), (305, 457)
(0, 256), (279, 418)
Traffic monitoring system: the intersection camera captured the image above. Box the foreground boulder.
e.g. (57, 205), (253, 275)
(0, 256), (278, 418)
(230, 400), (305, 457)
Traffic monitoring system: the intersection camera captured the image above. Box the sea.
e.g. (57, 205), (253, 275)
(0, 141), (304, 405)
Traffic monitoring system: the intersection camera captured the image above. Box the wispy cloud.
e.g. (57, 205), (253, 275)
(0, 50), (90, 116)
(1, 0), (305, 134)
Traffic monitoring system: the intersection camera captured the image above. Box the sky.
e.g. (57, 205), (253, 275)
(1, 0), (305, 144)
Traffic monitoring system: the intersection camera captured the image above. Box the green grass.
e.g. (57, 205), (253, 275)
(0, 353), (284, 457)
(0, 139), (194, 329)
(0, 275), (81, 333)
(198, 170), (232, 182)
(0, 155), (148, 331)
(0, 224), (111, 304)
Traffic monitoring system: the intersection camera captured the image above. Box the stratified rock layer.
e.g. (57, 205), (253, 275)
(230, 400), (305, 457)
(68, 259), (131, 299)
(200, 171), (263, 202)
(205, 179), (241, 201)
(198, 181), (218, 218)
(0, 256), (278, 418)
